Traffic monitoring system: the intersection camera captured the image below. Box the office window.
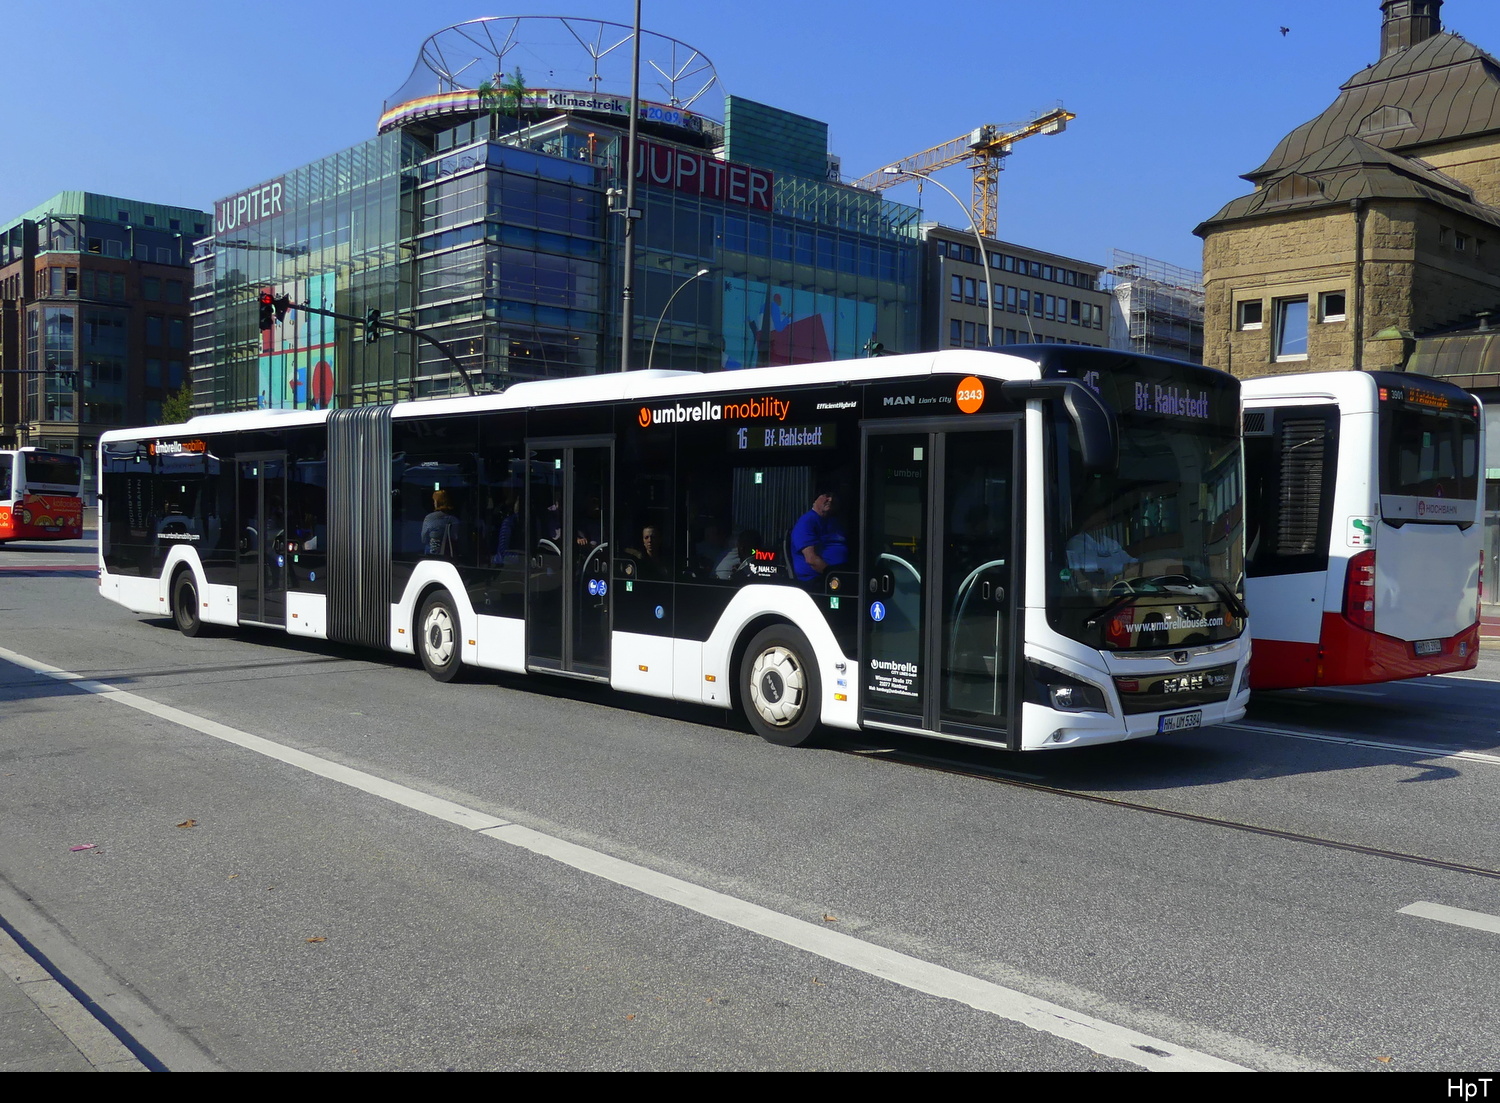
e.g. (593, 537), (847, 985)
(1319, 291), (1346, 323)
(950, 274), (963, 302)
(963, 321), (976, 347)
(1274, 297), (1309, 360)
(949, 319), (962, 347)
(1238, 300), (1264, 330)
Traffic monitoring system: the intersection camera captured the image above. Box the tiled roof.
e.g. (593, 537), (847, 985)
(1247, 32), (1500, 183)
(1195, 135), (1500, 235)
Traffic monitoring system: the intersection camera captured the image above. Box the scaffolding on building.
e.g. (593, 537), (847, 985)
(1104, 249), (1204, 364)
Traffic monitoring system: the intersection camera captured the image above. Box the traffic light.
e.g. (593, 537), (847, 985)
(365, 308), (381, 344)
(258, 291), (274, 331)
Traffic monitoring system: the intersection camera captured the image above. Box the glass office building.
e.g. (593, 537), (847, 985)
(192, 17), (923, 412)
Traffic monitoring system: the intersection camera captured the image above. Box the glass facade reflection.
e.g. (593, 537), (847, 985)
(192, 19), (923, 412)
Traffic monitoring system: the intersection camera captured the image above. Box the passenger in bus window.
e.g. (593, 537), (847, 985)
(626, 524), (670, 579)
(696, 521), (734, 571)
(715, 528), (762, 580)
(491, 490), (522, 565)
(791, 489), (848, 584)
(576, 495), (603, 550)
(422, 489), (463, 557)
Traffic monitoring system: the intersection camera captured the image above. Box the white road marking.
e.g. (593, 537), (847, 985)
(1293, 686), (1384, 697)
(0, 643), (1251, 1072)
(1226, 722), (1500, 766)
(1399, 902), (1500, 936)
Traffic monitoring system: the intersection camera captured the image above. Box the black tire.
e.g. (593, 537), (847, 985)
(171, 569), (204, 638)
(416, 590), (465, 683)
(738, 624), (821, 746)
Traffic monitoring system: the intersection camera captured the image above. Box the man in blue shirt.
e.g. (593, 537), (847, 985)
(791, 489), (848, 584)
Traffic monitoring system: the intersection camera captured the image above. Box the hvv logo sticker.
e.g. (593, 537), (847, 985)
(1347, 516), (1374, 548)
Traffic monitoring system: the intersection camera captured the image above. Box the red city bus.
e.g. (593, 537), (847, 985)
(0, 448), (85, 542)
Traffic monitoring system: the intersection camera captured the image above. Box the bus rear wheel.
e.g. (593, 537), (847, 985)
(171, 569), (205, 638)
(417, 591), (465, 683)
(739, 625), (820, 746)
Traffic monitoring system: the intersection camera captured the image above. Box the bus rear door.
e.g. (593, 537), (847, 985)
(860, 421), (1021, 749)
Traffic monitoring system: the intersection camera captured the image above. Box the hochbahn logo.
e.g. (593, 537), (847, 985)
(638, 395), (790, 427)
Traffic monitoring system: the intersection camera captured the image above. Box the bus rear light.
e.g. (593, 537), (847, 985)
(1342, 549), (1377, 631)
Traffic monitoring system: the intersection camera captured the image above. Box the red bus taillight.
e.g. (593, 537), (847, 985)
(1343, 549), (1377, 631)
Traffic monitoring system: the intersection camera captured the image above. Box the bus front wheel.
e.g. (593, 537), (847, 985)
(171, 569), (204, 638)
(739, 625), (821, 747)
(416, 591), (465, 683)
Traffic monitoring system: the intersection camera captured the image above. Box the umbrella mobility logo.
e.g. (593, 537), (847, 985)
(637, 394), (791, 427)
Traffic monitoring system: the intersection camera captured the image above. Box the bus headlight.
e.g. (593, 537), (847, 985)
(1050, 683), (1108, 712)
(1027, 661), (1111, 714)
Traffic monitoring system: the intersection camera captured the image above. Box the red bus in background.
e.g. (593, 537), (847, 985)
(0, 449), (85, 542)
(1242, 372), (1481, 690)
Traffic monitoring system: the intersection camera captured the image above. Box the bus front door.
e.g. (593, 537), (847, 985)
(236, 454), (287, 626)
(860, 423), (1019, 748)
(525, 440), (612, 679)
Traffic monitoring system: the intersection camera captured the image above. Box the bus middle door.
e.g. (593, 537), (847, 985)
(525, 439), (612, 679)
(236, 453), (287, 626)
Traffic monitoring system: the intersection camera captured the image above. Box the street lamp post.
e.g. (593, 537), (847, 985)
(883, 167), (998, 345)
(647, 267), (711, 372)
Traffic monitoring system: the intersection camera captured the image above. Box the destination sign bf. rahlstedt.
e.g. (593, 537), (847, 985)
(1135, 383), (1211, 419)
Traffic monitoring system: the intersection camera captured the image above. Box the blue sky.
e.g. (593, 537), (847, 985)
(6, 1), (1499, 273)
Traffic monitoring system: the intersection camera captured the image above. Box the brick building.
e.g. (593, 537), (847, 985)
(1195, 0), (1500, 379)
(0, 192), (208, 501)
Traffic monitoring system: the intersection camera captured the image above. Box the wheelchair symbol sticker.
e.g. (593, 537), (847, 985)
(870, 601), (886, 622)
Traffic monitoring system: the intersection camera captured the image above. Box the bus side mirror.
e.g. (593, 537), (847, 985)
(1001, 379), (1118, 474)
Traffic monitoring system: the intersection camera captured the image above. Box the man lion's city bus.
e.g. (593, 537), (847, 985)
(98, 347), (1249, 751)
(1242, 371), (1481, 690)
(0, 448), (84, 543)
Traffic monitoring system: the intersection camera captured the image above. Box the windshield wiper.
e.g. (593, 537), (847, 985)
(1178, 565), (1249, 620)
(1083, 592), (1138, 628)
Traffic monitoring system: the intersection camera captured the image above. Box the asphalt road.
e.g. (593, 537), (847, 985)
(2, 532), (1498, 1071)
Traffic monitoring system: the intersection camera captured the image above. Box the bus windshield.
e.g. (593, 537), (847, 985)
(1378, 382), (1478, 522)
(23, 452), (81, 490)
(0, 454), (12, 499)
(1044, 356), (1245, 653)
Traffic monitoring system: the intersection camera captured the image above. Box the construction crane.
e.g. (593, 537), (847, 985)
(851, 105), (1075, 237)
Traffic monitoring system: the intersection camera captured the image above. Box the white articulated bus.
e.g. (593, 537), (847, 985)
(1242, 371), (1481, 690)
(98, 347), (1249, 751)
